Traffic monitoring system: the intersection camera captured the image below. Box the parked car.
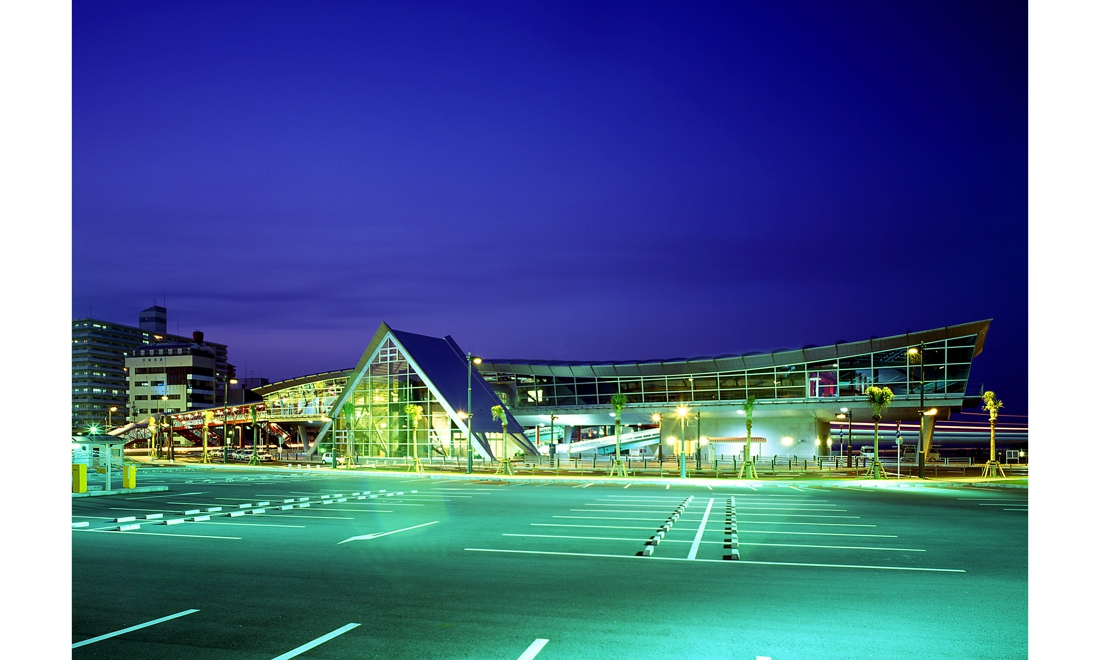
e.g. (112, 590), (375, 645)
(321, 452), (346, 466)
(859, 446), (877, 458)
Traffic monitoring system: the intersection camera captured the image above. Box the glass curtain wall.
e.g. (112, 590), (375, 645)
(339, 338), (463, 460)
(491, 335), (977, 409)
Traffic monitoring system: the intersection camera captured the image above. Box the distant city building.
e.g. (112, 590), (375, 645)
(126, 330), (221, 417)
(71, 305), (232, 430)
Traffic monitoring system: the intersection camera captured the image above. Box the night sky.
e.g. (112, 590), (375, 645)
(72, 1), (1028, 410)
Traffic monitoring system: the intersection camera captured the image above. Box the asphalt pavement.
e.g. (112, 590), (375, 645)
(72, 466), (1028, 659)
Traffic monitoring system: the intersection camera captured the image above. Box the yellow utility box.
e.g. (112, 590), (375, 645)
(72, 463), (87, 493)
(122, 465), (137, 489)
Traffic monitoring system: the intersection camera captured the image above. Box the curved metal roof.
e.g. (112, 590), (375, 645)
(479, 319), (991, 377)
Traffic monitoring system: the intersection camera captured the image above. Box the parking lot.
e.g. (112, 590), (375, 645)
(72, 467), (1028, 659)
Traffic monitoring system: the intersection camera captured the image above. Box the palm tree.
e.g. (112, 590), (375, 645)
(610, 393), (628, 477)
(737, 395), (758, 479)
(404, 403), (423, 464)
(864, 386), (894, 479)
(491, 404), (513, 475)
(981, 391), (1005, 477)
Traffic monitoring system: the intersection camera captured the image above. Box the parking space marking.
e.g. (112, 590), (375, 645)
(77, 528), (242, 540)
(194, 521), (307, 528)
(517, 638), (549, 660)
(623, 484), (631, 489)
(738, 530), (897, 538)
(741, 542), (925, 552)
(126, 492), (205, 500)
(271, 622), (361, 660)
(687, 498), (715, 560)
(555, 516), (669, 522)
(72, 608), (200, 648)
(1005, 508), (1028, 511)
(533, 523), (667, 531)
(464, 548), (965, 572)
(265, 515), (355, 520)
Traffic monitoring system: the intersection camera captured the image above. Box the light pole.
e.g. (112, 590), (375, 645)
(837, 407), (854, 468)
(107, 406), (117, 433)
(676, 405), (689, 478)
(548, 412), (558, 467)
(222, 377), (237, 464)
(160, 395), (168, 460)
(652, 413), (662, 464)
(466, 353), (481, 474)
(908, 343), (928, 478)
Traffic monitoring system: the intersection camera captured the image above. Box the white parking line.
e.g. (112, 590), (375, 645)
(517, 638), (549, 660)
(77, 528), (242, 540)
(126, 492), (205, 500)
(271, 622), (361, 659)
(687, 498), (715, 560)
(533, 523), (663, 531)
(72, 609), (200, 648)
(555, 516), (667, 522)
(624, 484), (631, 489)
(464, 548), (965, 572)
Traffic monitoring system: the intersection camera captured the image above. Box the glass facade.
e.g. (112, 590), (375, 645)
(484, 334), (978, 409)
(327, 338), (467, 459)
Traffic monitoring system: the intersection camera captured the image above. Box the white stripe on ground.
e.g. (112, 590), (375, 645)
(1005, 508), (1028, 511)
(193, 521), (306, 528)
(338, 520), (439, 544)
(738, 530), (897, 538)
(741, 542), (925, 551)
(738, 521), (875, 527)
(688, 498), (715, 560)
(602, 496), (689, 500)
(555, 516), (668, 521)
(126, 492), (204, 499)
(464, 548), (965, 571)
(517, 638), (549, 660)
(624, 484), (631, 489)
(72, 609), (200, 648)
(532, 523), (665, 531)
(265, 515), (355, 520)
(77, 529), (241, 540)
(271, 623), (361, 660)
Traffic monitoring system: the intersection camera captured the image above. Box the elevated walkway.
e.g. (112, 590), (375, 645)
(553, 428), (662, 456)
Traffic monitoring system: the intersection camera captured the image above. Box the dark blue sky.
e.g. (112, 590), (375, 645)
(72, 1), (1028, 410)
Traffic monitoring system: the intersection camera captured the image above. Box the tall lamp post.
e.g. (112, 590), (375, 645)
(837, 407), (854, 468)
(222, 377), (238, 464)
(652, 413), (662, 464)
(159, 395), (168, 459)
(466, 353), (481, 474)
(676, 405), (689, 478)
(107, 406), (117, 433)
(907, 344), (928, 478)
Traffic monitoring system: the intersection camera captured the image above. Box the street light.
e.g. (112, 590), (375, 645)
(908, 344), (928, 478)
(466, 354), (481, 474)
(652, 412), (662, 463)
(159, 395), (171, 461)
(836, 407), (854, 468)
(223, 377), (238, 464)
(676, 405), (689, 478)
(107, 406), (118, 433)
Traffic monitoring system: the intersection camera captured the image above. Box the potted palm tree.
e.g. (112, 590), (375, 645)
(491, 405), (514, 475)
(610, 393), (628, 477)
(737, 395), (758, 479)
(864, 386), (894, 479)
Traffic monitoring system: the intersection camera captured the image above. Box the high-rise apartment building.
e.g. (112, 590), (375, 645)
(71, 305), (232, 431)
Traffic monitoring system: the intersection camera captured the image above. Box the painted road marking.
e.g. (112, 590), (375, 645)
(263, 515), (355, 520)
(517, 638), (549, 660)
(738, 513), (858, 519)
(533, 523), (668, 531)
(624, 484), (631, 489)
(706, 485), (712, 490)
(738, 521), (876, 528)
(741, 542), (925, 551)
(1005, 508), (1028, 511)
(464, 548), (965, 572)
(77, 528), (241, 540)
(979, 503), (1027, 506)
(271, 623), (360, 660)
(195, 521), (307, 528)
(338, 520), (440, 544)
(555, 516), (675, 522)
(687, 498), (715, 560)
(126, 492), (204, 500)
(72, 608), (200, 648)
(666, 485), (670, 489)
(737, 530), (897, 538)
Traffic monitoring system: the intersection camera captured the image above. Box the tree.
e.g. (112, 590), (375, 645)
(737, 395), (758, 479)
(982, 391), (1004, 466)
(404, 404), (423, 461)
(610, 393), (628, 477)
(491, 404), (509, 459)
(864, 386), (894, 478)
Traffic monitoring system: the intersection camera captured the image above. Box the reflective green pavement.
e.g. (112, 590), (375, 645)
(72, 467), (1027, 659)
